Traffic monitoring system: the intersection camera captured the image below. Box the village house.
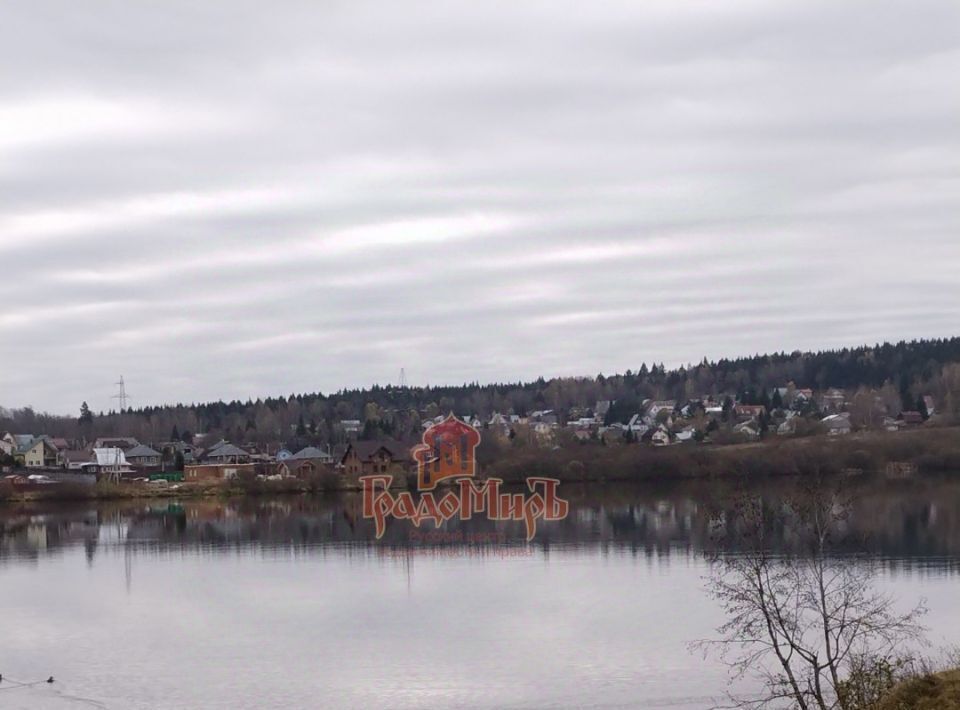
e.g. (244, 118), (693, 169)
(422, 414), (443, 429)
(244, 447), (276, 464)
(734, 404), (766, 420)
(734, 421), (760, 440)
(158, 440), (196, 464)
(289, 446), (334, 464)
(488, 412), (510, 427)
(649, 425), (673, 447)
(22, 437), (60, 468)
(339, 420), (362, 435)
(461, 415), (483, 428)
(185, 463), (257, 482)
(203, 443), (251, 464)
(821, 414), (852, 436)
(525, 411), (559, 439)
(899, 411), (924, 426)
(644, 400), (676, 421)
(3, 434), (34, 465)
(883, 417), (905, 432)
(821, 388), (846, 411)
(529, 410), (559, 425)
(487, 412), (521, 438)
(777, 418), (797, 436)
(94, 437), (139, 450)
(49, 437), (71, 451)
(704, 405), (725, 419)
(125, 444), (162, 470)
(531, 420), (557, 438)
(0, 432), (15, 457)
(62, 449), (94, 470)
(627, 414), (649, 435)
(91, 447), (134, 480)
(339, 440), (411, 485)
(0, 434), (65, 467)
(277, 457), (332, 479)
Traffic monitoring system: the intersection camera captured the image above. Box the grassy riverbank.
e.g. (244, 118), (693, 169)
(482, 425), (960, 483)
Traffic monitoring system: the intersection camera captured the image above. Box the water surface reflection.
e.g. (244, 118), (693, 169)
(0, 476), (958, 709)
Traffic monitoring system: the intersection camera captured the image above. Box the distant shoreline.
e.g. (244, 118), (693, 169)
(3, 425), (959, 503)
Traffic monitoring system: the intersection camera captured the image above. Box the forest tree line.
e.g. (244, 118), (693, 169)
(3, 337), (960, 450)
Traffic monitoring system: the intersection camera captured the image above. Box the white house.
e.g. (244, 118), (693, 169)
(645, 400), (676, 419)
(734, 422), (760, 440)
(821, 414), (852, 436)
(91, 448), (133, 479)
(650, 426), (673, 447)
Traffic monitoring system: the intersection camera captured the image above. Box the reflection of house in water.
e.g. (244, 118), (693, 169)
(576, 508), (600, 524)
(0, 511), (100, 561)
(27, 522), (49, 551)
(598, 499), (701, 554)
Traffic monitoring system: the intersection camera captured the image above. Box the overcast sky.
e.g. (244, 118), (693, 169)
(1, 0), (959, 414)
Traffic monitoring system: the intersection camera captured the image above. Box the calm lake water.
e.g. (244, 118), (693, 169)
(1, 476), (959, 709)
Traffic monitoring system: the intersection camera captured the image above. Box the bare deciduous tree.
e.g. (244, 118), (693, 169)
(697, 485), (927, 709)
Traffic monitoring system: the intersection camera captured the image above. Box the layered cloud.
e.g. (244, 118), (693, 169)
(1, 0), (958, 413)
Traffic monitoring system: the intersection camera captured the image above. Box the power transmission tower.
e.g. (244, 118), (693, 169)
(113, 376), (130, 411)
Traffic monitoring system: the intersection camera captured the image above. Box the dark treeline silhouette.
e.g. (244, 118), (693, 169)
(3, 337), (959, 449)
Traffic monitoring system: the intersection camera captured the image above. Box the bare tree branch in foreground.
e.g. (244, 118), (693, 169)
(695, 482), (927, 710)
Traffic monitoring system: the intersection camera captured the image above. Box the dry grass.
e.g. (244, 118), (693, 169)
(878, 669), (960, 709)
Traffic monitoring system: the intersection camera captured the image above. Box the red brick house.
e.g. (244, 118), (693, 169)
(277, 458), (332, 479)
(339, 440), (412, 486)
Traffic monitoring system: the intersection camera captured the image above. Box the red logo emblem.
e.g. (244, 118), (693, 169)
(412, 414), (481, 490)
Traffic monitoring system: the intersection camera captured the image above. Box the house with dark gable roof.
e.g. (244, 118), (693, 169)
(125, 444), (162, 470)
(204, 443), (251, 464)
(277, 457), (333, 479)
(290, 446), (334, 464)
(339, 440), (412, 485)
(94, 437), (140, 450)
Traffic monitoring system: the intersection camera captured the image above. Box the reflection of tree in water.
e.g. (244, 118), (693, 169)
(1, 477), (959, 569)
(84, 536), (98, 566)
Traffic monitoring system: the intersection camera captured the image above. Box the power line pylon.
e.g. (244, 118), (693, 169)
(113, 376), (130, 411)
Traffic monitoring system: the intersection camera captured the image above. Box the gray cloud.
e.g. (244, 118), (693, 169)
(1, 0), (959, 413)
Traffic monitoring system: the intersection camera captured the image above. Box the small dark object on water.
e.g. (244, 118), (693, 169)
(47, 677), (54, 684)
